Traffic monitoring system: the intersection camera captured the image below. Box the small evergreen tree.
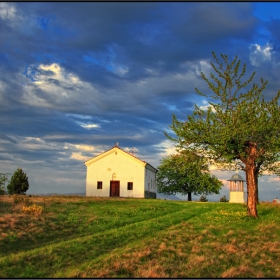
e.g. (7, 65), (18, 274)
(7, 168), (29, 195)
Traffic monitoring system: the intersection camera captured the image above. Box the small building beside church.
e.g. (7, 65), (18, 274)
(84, 145), (157, 198)
(228, 173), (245, 203)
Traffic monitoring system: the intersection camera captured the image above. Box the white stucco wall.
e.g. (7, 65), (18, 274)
(85, 147), (152, 198)
(144, 166), (157, 193)
(229, 191), (245, 203)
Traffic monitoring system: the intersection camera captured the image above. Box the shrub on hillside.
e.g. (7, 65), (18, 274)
(0, 185), (6, 195)
(12, 194), (30, 205)
(22, 204), (43, 215)
(199, 195), (208, 202)
(220, 195), (229, 202)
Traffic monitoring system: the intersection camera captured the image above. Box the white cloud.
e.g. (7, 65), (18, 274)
(22, 63), (99, 109)
(123, 147), (139, 154)
(195, 60), (212, 76)
(80, 123), (100, 129)
(70, 152), (89, 161)
(10, 136), (60, 151)
(64, 143), (95, 153)
(0, 3), (16, 21)
(74, 145), (95, 152)
(62, 143), (97, 161)
(218, 179), (229, 188)
(0, 136), (97, 166)
(114, 66), (129, 77)
(199, 99), (209, 111)
(267, 176), (280, 183)
(199, 100), (216, 112)
(32, 63), (80, 87)
(154, 139), (178, 158)
(249, 43), (273, 67)
(22, 58), (204, 117)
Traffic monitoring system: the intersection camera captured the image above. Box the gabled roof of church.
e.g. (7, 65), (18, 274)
(84, 145), (157, 172)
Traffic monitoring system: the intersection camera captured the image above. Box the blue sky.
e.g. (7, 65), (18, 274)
(0, 2), (280, 200)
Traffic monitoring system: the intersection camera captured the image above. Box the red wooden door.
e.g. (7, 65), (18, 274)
(110, 181), (120, 197)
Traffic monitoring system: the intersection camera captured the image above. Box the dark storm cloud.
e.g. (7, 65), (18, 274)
(0, 105), (84, 137)
(4, 2), (259, 85)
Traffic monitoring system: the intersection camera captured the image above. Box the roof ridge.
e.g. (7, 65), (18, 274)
(84, 145), (157, 171)
(114, 145), (147, 163)
(84, 145), (145, 163)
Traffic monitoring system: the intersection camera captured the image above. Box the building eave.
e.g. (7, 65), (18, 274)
(84, 146), (156, 171)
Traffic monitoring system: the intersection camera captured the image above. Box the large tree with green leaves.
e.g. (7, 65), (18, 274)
(167, 52), (280, 218)
(157, 150), (223, 201)
(7, 168), (29, 195)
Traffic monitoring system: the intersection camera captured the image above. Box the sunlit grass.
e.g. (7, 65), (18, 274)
(0, 195), (279, 278)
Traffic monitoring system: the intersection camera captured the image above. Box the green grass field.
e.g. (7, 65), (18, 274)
(0, 195), (280, 278)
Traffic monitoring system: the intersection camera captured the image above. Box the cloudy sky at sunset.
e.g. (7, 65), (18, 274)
(1, 2), (280, 200)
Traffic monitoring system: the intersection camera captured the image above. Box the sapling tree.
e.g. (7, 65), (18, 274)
(166, 52), (280, 218)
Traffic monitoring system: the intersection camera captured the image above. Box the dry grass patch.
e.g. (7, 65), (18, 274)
(192, 255), (205, 263)
(0, 212), (45, 230)
(209, 241), (222, 250)
(158, 242), (166, 250)
(262, 241), (280, 253)
(223, 243), (238, 254)
(1, 233), (8, 238)
(224, 229), (235, 236)
(257, 222), (277, 233)
(257, 259), (267, 266)
(191, 244), (201, 253)
(221, 264), (264, 278)
(131, 246), (152, 259)
(201, 229), (209, 235)
(275, 266), (280, 278)
(87, 216), (96, 223)
(0, 213), (28, 237)
(137, 261), (169, 278)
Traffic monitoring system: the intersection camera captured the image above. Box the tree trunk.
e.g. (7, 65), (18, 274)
(188, 192), (192, 201)
(254, 163), (261, 204)
(255, 175), (259, 204)
(245, 170), (249, 205)
(245, 164), (258, 218)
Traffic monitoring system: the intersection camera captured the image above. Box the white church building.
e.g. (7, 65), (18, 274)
(84, 145), (157, 198)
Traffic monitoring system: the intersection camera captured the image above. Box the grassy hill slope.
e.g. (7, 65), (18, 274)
(0, 195), (280, 278)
